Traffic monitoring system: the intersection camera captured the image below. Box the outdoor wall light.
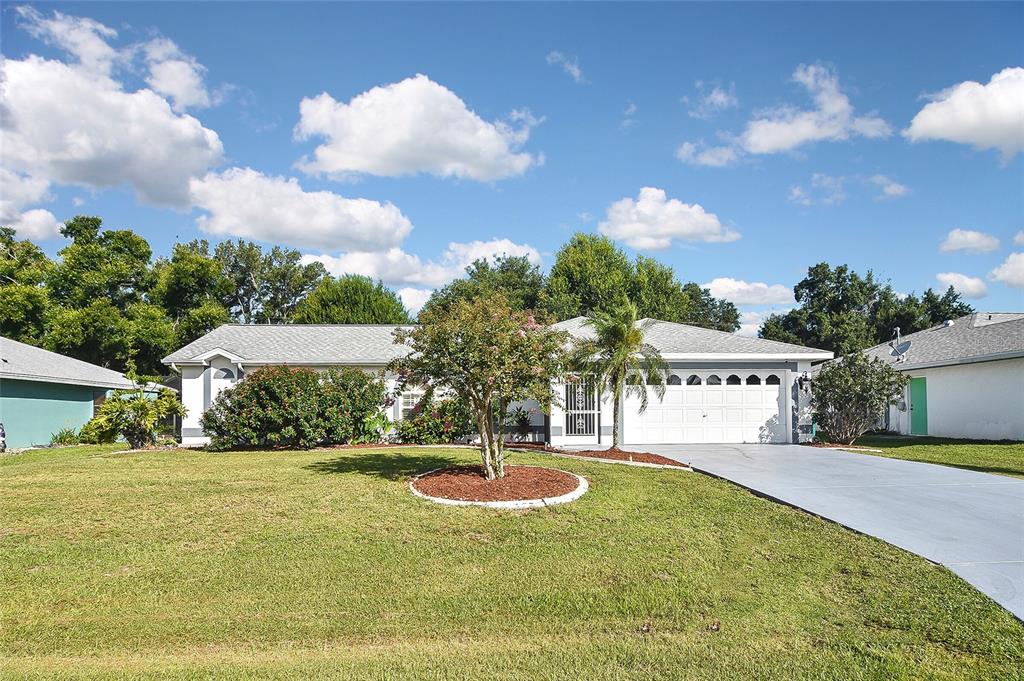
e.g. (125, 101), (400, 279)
(797, 372), (811, 394)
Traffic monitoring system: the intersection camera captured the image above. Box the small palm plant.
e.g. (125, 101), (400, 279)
(576, 302), (669, 448)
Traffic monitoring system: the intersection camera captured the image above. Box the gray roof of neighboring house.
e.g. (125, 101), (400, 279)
(163, 324), (414, 365)
(552, 317), (832, 357)
(862, 312), (1024, 370)
(0, 336), (134, 390)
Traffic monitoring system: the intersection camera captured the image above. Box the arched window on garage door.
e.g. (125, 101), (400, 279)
(765, 374), (781, 385)
(686, 375), (702, 385)
(726, 374), (742, 385)
(746, 374), (761, 385)
(667, 374), (682, 385)
(707, 374), (722, 385)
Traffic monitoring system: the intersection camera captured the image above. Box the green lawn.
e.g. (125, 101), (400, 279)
(854, 435), (1024, 478)
(1, 445), (1021, 679)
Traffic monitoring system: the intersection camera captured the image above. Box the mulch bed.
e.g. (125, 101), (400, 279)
(412, 465), (580, 502)
(560, 447), (687, 468)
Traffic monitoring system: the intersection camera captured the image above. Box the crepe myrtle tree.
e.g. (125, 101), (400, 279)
(811, 351), (909, 445)
(391, 293), (570, 480)
(574, 301), (669, 448)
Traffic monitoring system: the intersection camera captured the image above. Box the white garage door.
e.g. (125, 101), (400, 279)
(624, 372), (788, 444)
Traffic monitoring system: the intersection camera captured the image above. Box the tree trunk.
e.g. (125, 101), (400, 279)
(612, 375), (622, 449)
(474, 400), (497, 481)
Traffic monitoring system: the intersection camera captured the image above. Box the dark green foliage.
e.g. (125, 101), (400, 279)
(0, 228), (52, 343)
(293, 275), (412, 324)
(760, 262), (975, 354)
(49, 428), (80, 446)
(175, 299), (233, 347)
(214, 240), (327, 324)
(541, 233), (740, 331)
(812, 352), (909, 445)
(200, 366), (386, 450)
(422, 255), (545, 317)
(150, 241), (231, 319)
(395, 394), (474, 444)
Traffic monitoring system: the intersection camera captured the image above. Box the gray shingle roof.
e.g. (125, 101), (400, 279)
(0, 336), (134, 389)
(162, 324), (413, 365)
(552, 317), (831, 357)
(862, 313), (1024, 370)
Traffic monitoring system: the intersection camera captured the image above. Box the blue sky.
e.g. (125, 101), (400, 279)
(2, 2), (1022, 332)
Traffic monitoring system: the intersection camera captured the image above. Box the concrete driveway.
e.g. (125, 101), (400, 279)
(621, 443), (1024, 620)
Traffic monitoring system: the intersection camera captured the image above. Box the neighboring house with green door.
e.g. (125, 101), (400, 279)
(863, 313), (1024, 441)
(0, 336), (134, 449)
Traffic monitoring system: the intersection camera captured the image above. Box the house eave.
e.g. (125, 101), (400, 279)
(0, 372), (134, 391)
(892, 350), (1024, 372)
(658, 352), (834, 362)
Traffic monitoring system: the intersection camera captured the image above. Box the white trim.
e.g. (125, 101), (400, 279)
(409, 466), (589, 509)
(658, 352), (833, 362)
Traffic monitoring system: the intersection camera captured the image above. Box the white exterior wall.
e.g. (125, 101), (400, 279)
(886, 358), (1024, 441)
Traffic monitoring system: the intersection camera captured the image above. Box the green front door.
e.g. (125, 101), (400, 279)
(909, 377), (928, 435)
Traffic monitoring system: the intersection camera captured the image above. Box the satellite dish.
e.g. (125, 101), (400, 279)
(890, 340), (912, 361)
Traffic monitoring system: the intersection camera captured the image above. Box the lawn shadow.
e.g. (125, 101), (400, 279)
(304, 449), (466, 481)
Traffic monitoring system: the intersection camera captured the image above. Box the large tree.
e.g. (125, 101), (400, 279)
(214, 240), (327, 324)
(151, 241), (234, 346)
(760, 262), (974, 354)
(293, 275), (412, 324)
(392, 294), (569, 480)
(421, 255), (544, 317)
(0, 228), (52, 343)
(575, 301), (669, 448)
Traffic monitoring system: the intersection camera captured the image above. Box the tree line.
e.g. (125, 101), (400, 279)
(1, 215), (973, 376)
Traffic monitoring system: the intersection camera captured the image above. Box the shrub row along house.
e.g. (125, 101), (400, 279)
(162, 318), (833, 447)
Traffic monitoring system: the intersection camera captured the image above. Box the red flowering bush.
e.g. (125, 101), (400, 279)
(200, 365), (386, 450)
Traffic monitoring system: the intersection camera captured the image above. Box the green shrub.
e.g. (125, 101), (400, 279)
(85, 388), (186, 450)
(200, 366), (386, 450)
(812, 352), (909, 445)
(50, 428), (80, 446)
(395, 394), (474, 445)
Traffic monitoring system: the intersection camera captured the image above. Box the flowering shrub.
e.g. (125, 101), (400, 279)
(200, 366), (386, 450)
(395, 394), (474, 445)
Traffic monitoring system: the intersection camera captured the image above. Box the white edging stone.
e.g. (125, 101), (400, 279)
(533, 449), (692, 471)
(409, 465), (589, 510)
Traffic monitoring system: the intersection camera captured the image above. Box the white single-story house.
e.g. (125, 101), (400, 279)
(162, 319), (833, 447)
(864, 312), (1024, 441)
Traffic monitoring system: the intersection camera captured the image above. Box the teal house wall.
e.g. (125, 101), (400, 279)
(0, 378), (102, 448)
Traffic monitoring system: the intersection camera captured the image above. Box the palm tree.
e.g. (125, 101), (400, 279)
(577, 302), (669, 448)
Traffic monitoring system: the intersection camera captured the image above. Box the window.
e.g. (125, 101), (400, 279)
(401, 391), (424, 420)
(707, 374), (722, 385)
(686, 375), (702, 385)
(765, 374), (781, 385)
(746, 374), (761, 385)
(667, 375), (682, 386)
(213, 367), (235, 380)
(726, 374), (741, 385)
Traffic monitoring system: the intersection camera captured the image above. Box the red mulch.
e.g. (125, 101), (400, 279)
(561, 447), (687, 468)
(412, 465), (580, 502)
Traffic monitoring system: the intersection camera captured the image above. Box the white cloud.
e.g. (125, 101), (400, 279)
(294, 74), (542, 182)
(936, 272), (987, 298)
(598, 187), (740, 250)
(141, 37), (214, 112)
(735, 310), (790, 338)
(788, 173), (846, 206)
(189, 167), (412, 252)
(939, 228), (1000, 254)
(741, 64), (891, 154)
(0, 168), (51, 219)
(303, 238), (541, 289)
(988, 253), (1024, 289)
(688, 81), (738, 119)
(868, 174), (909, 200)
(546, 51), (585, 83)
(703, 278), (794, 306)
(397, 288), (432, 315)
(7, 209), (63, 240)
(676, 141), (741, 167)
(15, 6), (120, 75)
(905, 67), (1024, 159)
(1015, 230), (1024, 246)
(621, 100), (637, 129)
(1, 28), (223, 208)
